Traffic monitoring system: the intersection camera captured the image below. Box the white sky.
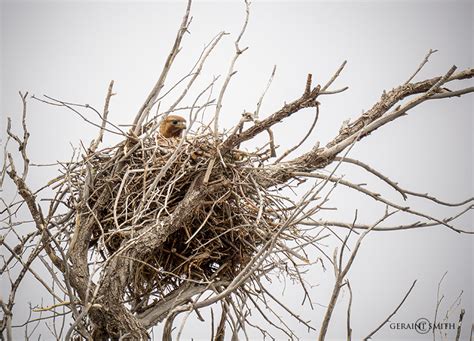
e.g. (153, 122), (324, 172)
(1, 1), (473, 340)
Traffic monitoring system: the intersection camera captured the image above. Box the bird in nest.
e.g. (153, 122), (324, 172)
(159, 115), (187, 138)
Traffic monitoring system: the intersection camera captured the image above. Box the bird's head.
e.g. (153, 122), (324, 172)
(159, 115), (187, 138)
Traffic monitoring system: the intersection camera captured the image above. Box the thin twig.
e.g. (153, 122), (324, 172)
(363, 280), (417, 340)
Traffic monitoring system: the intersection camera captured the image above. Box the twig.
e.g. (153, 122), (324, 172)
(363, 280), (417, 340)
(321, 60), (347, 92)
(274, 104), (319, 163)
(213, 0), (250, 140)
(433, 271), (448, 341)
(404, 49), (438, 84)
(318, 209), (397, 341)
(255, 65), (277, 119)
(132, 0), (192, 135)
(346, 280), (353, 341)
(89, 80), (115, 152)
(166, 31), (227, 115)
(333, 156), (407, 200)
(454, 308), (465, 341)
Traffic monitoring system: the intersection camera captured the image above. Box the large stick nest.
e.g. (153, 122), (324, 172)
(65, 130), (289, 302)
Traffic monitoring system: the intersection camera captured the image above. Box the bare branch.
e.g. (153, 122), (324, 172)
(274, 104), (320, 163)
(132, 0), (192, 136)
(2, 4), (472, 339)
(363, 280), (417, 340)
(89, 80), (115, 152)
(455, 309), (465, 341)
(404, 48), (438, 84)
(318, 209), (397, 341)
(213, 0), (250, 139)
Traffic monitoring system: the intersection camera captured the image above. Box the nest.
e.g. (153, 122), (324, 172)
(64, 131), (288, 302)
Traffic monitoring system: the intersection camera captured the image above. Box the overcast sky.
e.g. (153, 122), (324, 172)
(1, 1), (473, 340)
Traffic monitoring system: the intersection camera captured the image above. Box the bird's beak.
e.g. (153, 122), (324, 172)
(178, 122), (187, 130)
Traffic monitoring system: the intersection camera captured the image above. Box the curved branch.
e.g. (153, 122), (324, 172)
(255, 67), (474, 188)
(132, 0), (192, 136)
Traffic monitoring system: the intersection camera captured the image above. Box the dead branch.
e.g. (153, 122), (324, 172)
(132, 0), (193, 136)
(213, 0), (250, 140)
(2, 1), (472, 340)
(363, 280), (417, 340)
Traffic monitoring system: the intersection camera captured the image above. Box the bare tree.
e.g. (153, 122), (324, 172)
(1, 1), (472, 340)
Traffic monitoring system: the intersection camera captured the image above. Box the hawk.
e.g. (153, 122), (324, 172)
(159, 115), (187, 138)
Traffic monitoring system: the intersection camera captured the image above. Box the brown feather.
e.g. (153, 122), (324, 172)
(159, 115), (187, 138)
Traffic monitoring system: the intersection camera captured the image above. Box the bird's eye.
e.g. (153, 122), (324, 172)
(172, 120), (178, 125)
